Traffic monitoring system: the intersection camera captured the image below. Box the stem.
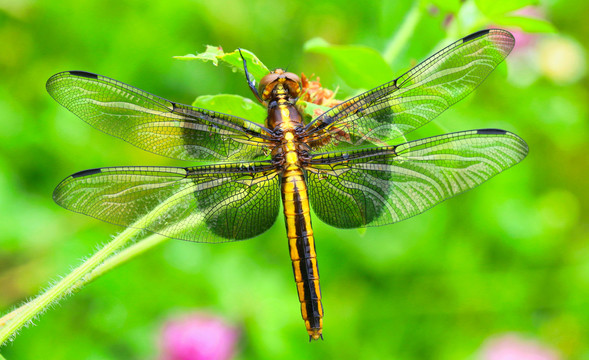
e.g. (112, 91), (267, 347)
(71, 232), (169, 292)
(0, 225), (141, 345)
(0, 184), (196, 345)
(0, 232), (170, 344)
(383, 0), (423, 64)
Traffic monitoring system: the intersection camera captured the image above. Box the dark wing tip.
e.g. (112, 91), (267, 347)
(68, 70), (99, 79)
(47, 70), (99, 89)
(71, 168), (102, 178)
(462, 29), (515, 55)
(476, 128), (529, 158)
(463, 29), (491, 43)
(477, 128), (507, 135)
(46, 71), (100, 96)
(462, 28), (514, 43)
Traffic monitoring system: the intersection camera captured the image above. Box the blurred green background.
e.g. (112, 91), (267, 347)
(0, 0), (588, 359)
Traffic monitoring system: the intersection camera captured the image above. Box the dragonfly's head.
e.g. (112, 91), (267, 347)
(259, 69), (301, 102)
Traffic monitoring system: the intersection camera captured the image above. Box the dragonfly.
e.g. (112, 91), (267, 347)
(47, 29), (528, 341)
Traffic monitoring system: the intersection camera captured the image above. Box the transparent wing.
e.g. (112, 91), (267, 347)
(53, 162), (281, 242)
(303, 29), (515, 151)
(305, 129), (528, 228)
(47, 71), (273, 161)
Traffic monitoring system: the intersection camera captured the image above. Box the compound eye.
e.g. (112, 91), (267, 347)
(285, 72), (301, 84)
(282, 72), (301, 98)
(258, 73), (280, 98)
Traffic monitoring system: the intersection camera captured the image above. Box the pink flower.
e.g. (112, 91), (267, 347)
(159, 313), (240, 360)
(480, 333), (561, 360)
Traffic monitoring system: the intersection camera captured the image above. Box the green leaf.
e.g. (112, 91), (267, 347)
(174, 45), (224, 64)
(474, 0), (538, 17)
(175, 46), (269, 83)
(493, 16), (557, 33)
(304, 37), (394, 90)
(192, 94), (266, 124)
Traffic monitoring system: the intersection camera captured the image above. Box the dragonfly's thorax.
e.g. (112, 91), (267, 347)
(266, 87), (309, 170)
(271, 129), (310, 169)
(265, 86), (303, 130)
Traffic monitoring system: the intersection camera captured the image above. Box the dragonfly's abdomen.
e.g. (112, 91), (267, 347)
(268, 84), (323, 340)
(281, 166), (323, 340)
